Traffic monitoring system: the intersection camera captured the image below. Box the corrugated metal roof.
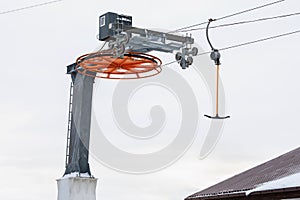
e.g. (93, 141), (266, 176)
(186, 147), (300, 200)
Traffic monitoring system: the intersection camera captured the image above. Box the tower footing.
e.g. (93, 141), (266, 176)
(57, 175), (97, 200)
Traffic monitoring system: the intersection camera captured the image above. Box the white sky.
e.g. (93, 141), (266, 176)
(0, 0), (300, 199)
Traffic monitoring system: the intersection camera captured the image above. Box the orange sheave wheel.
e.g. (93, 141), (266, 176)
(76, 52), (162, 79)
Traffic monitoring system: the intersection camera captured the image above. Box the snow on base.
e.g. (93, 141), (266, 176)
(57, 176), (97, 200)
(246, 172), (300, 196)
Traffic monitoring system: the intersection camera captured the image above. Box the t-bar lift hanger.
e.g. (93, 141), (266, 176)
(204, 19), (230, 119)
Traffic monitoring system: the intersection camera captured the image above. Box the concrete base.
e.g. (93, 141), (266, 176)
(57, 176), (97, 200)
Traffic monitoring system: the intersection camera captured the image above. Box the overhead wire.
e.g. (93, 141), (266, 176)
(194, 29), (300, 57)
(169, 0), (286, 33)
(168, 21), (207, 34)
(214, 0), (286, 21)
(164, 0), (300, 67)
(178, 11), (300, 32)
(0, 0), (63, 16)
(161, 60), (178, 67)
(162, 29), (300, 66)
(217, 29), (300, 52)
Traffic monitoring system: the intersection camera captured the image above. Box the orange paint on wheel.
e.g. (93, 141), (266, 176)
(76, 52), (162, 79)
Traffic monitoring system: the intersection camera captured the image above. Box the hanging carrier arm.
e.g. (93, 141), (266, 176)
(206, 19), (221, 66)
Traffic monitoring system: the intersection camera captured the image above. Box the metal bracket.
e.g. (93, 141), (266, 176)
(98, 12), (199, 69)
(175, 46), (198, 69)
(108, 34), (128, 57)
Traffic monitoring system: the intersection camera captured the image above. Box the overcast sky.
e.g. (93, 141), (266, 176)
(1, 0), (300, 199)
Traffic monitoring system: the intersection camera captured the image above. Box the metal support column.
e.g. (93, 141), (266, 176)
(65, 64), (95, 175)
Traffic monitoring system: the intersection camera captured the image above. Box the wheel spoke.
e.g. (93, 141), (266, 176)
(76, 53), (162, 79)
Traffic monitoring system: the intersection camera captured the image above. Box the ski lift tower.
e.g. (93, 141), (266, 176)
(57, 12), (198, 200)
